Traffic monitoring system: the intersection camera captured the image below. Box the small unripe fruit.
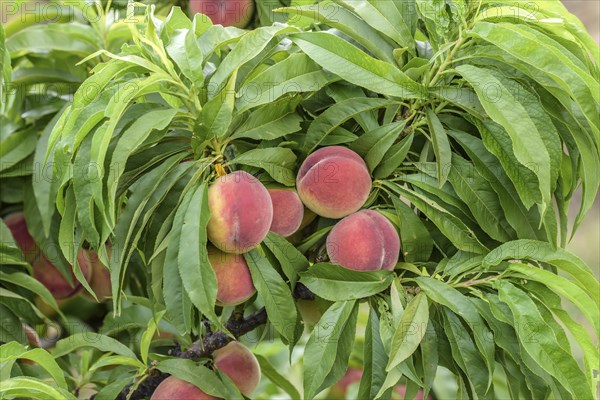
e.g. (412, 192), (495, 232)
(151, 376), (218, 400)
(297, 146), (371, 219)
(268, 188), (304, 237)
(213, 341), (260, 396)
(207, 246), (255, 306)
(326, 210), (400, 271)
(207, 171), (273, 254)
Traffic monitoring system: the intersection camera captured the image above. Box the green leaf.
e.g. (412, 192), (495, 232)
(389, 196), (433, 262)
(387, 292), (428, 371)
(336, 0), (415, 53)
(244, 249), (297, 342)
(209, 24), (298, 93)
(483, 240), (599, 305)
(0, 343), (67, 390)
(255, 354), (301, 399)
(448, 154), (513, 242)
(469, 22), (599, 134)
(105, 107), (178, 223)
(383, 182), (488, 253)
(140, 310), (166, 365)
(357, 306), (389, 399)
(442, 308), (491, 398)
(303, 300), (358, 400)
(199, 70), (237, 139)
(0, 305), (24, 344)
(7, 23), (98, 58)
(166, 28), (203, 89)
(263, 232), (309, 288)
(304, 97), (397, 152)
(299, 263), (394, 301)
(0, 272), (64, 320)
(363, 122), (406, 173)
(496, 281), (592, 399)
(178, 183), (221, 328)
(163, 176), (196, 334)
(373, 133), (414, 179)
(456, 65), (552, 213)
(0, 376), (77, 400)
(291, 32), (425, 99)
(236, 53), (333, 111)
(232, 103), (302, 141)
(506, 263), (599, 335)
(426, 108), (452, 187)
(53, 333), (139, 360)
(156, 358), (229, 399)
(415, 277), (495, 384)
(278, 1), (396, 63)
(447, 129), (542, 240)
(232, 148), (297, 186)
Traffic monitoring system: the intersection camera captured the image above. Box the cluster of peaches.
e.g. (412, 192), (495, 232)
(4, 212), (110, 301)
(208, 145), (401, 306)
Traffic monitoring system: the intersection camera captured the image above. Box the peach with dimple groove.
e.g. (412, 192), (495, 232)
(207, 171), (273, 254)
(207, 246), (255, 306)
(268, 188), (304, 237)
(326, 210), (400, 271)
(151, 376), (218, 400)
(296, 146), (372, 219)
(213, 341), (261, 396)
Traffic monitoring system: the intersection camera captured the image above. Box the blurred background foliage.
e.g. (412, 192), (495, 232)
(561, 0), (600, 278)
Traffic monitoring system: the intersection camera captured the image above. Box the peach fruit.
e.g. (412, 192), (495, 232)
(188, 0), (255, 28)
(207, 171), (273, 254)
(213, 341), (260, 396)
(32, 251), (92, 299)
(296, 146), (371, 219)
(151, 376), (218, 400)
(326, 210), (400, 271)
(84, 246), (112, 301)
(268, 188), (304, 237)
(329, 367), (362, 398)
(207, 246), (255, 306)
(4, 212), (39, 264)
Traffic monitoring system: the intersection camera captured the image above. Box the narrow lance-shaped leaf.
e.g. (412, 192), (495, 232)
(387, 292), (429, 371)
(244, 249), (297, 343)
(303, 300), (358, 400)
(426, 108), (452, 187)
(456, 65), (552, 215)
(291, 32), (426, 100)
(178, 183), (222, 329)
(496, 281), (593, 399)
(299, 263), (394, 301)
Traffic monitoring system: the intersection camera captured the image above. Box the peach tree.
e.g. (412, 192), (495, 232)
(0, 0), (598, 399)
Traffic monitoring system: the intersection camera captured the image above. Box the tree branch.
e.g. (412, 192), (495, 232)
(114, 284), (315, 399)
(114, 308), (267, 400)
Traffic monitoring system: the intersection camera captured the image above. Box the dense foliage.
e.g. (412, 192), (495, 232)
(0, 0), (598, 399)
